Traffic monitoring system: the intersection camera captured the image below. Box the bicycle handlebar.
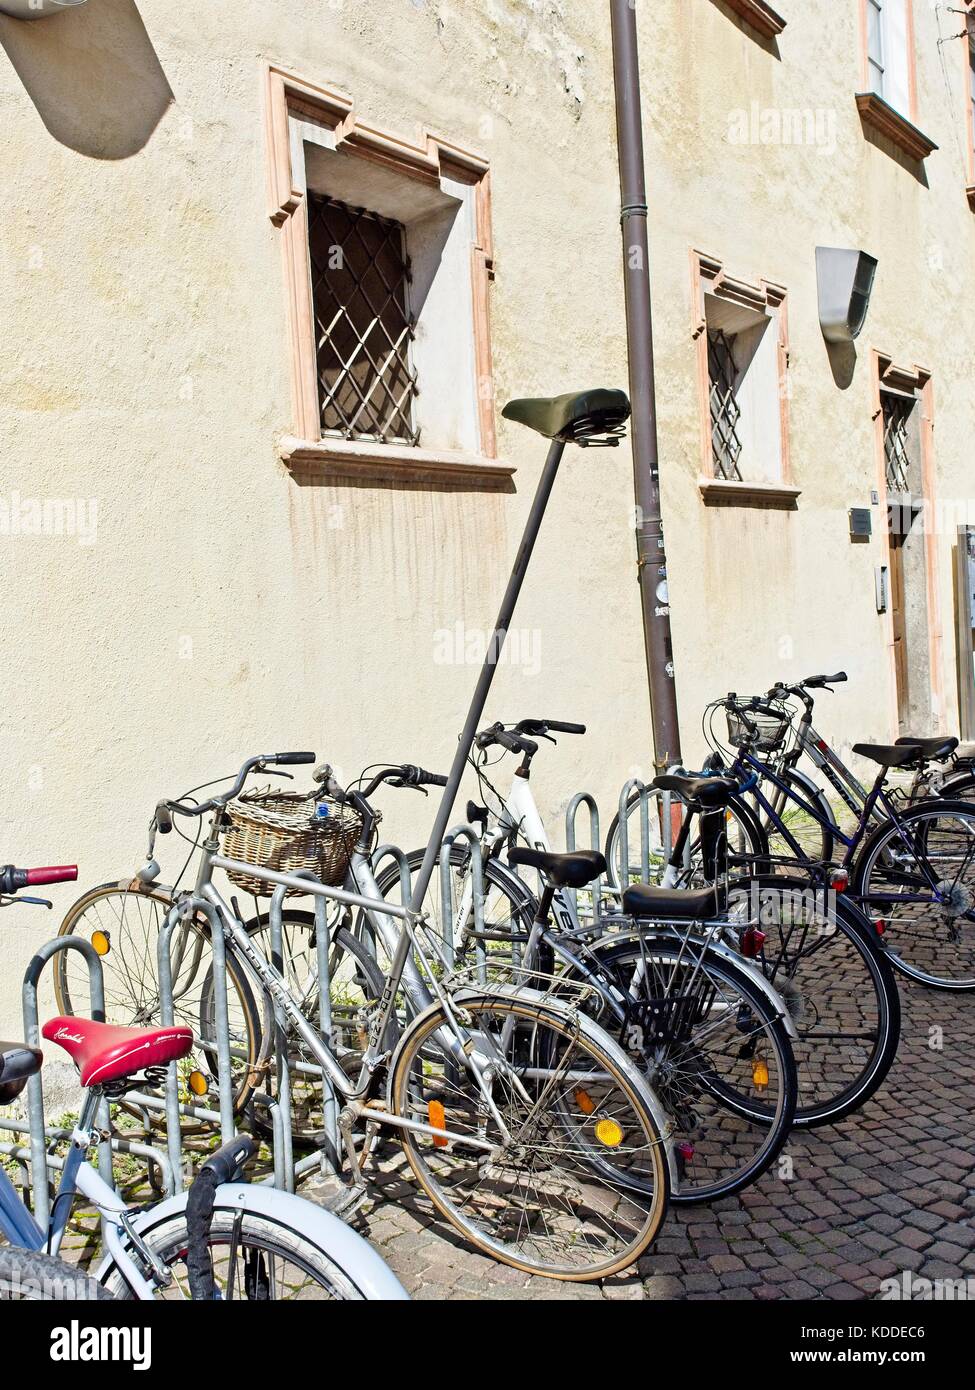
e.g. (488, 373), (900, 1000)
(475, 722), (538, 756)
(0, 864), (78, 895)
(514, 718), (586, 737)
(155, 751), (317, 833)
(767, 671), (848, 701)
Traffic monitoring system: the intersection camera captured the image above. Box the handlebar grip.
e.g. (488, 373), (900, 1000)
(155, 802), (174, 834)
(545, 720), (586, 734)
(26, 865), (78, 886)
(418, 768), (448, 787)
(268, 751), (316, 766)
(828, 671), (848, 683)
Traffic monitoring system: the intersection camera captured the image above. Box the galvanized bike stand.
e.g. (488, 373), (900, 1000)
(0, 936), (173, 1232)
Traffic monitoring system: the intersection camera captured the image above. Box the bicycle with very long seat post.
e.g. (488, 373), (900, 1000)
(0, 864), (407, 1301)
(147, 389), (676, 1280)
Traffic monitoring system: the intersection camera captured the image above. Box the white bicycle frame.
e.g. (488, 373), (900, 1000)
(452, 771), (585, 948)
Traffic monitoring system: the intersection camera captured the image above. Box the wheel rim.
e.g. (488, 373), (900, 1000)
(859, 808), (975, 985)
(393, 999), (665, 1278)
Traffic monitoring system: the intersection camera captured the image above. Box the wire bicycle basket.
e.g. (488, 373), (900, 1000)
(724, 701), (791, 754)
(220, 789), (361, 897)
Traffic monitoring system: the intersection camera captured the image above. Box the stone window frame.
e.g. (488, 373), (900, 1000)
(855, 0), (938, 162)
(264, 63), (511, 488)
(716, 0), (787, 43)
(691, 251), (799, 510)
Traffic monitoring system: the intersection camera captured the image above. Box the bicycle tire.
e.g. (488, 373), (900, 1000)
(564, 936), (797, 1203)
(729, 876), (901, 1125)
(390, 991), (669, 1281)
(604, 787), (766, 888)
(53, 882), (264, 1116)
(852, 798), (975, 989)
(101, 1204), (376, 1300)
(0, 1246), (114, 1300)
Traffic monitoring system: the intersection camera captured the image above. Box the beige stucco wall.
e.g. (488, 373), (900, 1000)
(0, 0), (973, 1037)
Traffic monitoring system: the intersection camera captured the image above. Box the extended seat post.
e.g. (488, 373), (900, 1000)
(405, 436), (567, 921)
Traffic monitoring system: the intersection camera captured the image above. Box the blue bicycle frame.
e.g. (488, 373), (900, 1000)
(724, 746), (950, 911)
(0, 1088), (100, 1255)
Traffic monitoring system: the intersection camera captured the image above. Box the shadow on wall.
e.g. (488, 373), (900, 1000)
(0, 0), (172, 159)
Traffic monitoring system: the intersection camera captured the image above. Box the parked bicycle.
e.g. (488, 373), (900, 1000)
(644, 694), (975, 990)
(0, 863), (406, 1301)
(368, 720), (802, 1203)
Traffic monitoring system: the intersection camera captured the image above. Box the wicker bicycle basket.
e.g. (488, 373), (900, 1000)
(220, 789), (362, 897)
(725, 704), (791, 754)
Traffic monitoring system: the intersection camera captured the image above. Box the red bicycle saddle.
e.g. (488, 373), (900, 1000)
(42, 1016), (193, 1088)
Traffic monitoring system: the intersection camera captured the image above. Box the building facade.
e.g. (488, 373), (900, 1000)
(1, 0), (974, 1024)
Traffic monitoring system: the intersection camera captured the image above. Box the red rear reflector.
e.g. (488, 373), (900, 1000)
(874, 919), (886, 935)
(740, 927), (766, 958)
(676, 1141), (695, 1161)
(830, 869), (849, 893)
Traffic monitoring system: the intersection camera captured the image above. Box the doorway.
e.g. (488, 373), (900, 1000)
(881, 387), (931, 733)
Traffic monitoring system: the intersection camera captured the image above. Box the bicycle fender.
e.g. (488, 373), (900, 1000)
(390, 984), (679, 1191)
(94, 1184), (409, 1300)
(587, 929), (800, 1042)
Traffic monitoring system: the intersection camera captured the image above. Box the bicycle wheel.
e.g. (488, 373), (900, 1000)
(605, 789), (763, 889)
(101, 1205), (375, 1300)
(226, 909), (388, 1144)
(54, 884), (263, 1114)
(852, 799), (975, 988)
(569, 936), (796, 1203)
(0, 1247), (113, 1301)
(755, 770), (836, 865)
(730, 876), (901, 1124)
(390, 992), (669, 1280)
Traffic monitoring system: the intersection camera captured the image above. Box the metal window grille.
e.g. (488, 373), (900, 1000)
(882, 392), (914, 495)
(707, 328), (744, 481)
(307, 193), (420, 445)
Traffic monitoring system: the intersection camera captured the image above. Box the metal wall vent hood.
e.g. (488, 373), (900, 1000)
(816, 247), (878, 345)
(0, 0), (89, 17)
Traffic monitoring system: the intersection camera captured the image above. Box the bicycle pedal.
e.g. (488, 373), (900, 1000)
(319, 1180), (369, 1221)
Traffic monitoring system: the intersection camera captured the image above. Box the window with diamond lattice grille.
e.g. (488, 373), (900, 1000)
(308, 193), (420, 445)
(882, 392), (914, 495)
(708, 329), (744, 481)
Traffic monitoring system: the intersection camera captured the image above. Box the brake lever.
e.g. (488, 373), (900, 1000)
(0, 894), (53, 909)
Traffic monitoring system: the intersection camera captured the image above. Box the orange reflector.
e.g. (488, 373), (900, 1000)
(595, 1118), (624, 1148)
(752, 1058), (769, 1090)
(574, 1087), (596, 1115)
(187, 1071), (209, 1097)
(428, 1099), (448, 1148)
(91, 930), (111, 958)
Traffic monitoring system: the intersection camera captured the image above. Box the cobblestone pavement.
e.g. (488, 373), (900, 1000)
(349, 973), (974, 1300)
(46, 963), (973, 1300)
